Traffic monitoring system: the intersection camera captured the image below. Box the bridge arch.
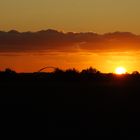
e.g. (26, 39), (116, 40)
(38, 66), (57, 72)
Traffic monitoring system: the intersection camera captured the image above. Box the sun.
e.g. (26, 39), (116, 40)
(115, 67), (126, 75)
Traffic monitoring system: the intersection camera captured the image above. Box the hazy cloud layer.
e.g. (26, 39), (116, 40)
(0, 29), (140, 52)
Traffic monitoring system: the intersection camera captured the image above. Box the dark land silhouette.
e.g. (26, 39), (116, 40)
(1, 67), (140, 136)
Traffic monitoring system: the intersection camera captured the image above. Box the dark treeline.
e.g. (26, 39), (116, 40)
(1, 67), (140, 136)
(0, 67), (140, 84)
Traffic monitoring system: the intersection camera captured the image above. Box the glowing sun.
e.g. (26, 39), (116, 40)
(115, 67), (126, 75)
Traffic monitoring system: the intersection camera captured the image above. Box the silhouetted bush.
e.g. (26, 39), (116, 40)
(4, 68), (16, 74)
(81, 67), (100, 74)
(132, 71), (139, 75)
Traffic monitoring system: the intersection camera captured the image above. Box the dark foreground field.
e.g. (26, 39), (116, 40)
(1, 70), (140, 136)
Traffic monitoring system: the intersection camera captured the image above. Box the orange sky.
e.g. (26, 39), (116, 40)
(0, 30), (139, 73)
(0, 0), (140, 73)
(0, 51), (139, 73)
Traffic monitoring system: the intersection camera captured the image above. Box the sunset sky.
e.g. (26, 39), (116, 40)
(0, 0), (140, 73)
(1, 0), (140, 33)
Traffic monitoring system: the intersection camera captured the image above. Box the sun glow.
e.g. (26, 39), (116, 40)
(115, 67), (126, 75)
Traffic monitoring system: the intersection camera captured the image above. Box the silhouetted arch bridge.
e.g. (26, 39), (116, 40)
(38, 66), (57, 72)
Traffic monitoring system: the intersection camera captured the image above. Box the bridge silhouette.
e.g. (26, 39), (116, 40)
(38, 66), (57, 72)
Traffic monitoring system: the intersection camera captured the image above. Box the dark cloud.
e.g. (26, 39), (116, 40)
(0, 29), (140, 52)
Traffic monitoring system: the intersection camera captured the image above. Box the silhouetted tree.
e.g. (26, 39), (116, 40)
(81, 67), (100, 74)
(65, 68), (79, 74)
(5, 68), (16, 74)
(132, 71), (139, 75)
(54, 68), (64, 74)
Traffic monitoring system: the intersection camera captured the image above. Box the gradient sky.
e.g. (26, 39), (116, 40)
(0, 0), (140, 73)
(0, 0), (140, 33)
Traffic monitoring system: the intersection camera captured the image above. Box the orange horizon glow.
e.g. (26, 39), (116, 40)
(0, 51), (139, 73)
